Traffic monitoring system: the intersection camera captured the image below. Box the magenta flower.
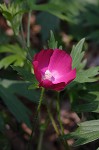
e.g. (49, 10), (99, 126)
(32, 49), (76, 91)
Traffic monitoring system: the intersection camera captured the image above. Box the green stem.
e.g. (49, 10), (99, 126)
(27, 88), (45, 150)
(26, 10), (33, 61)
(56, 92), (70, 150)
(46, 104), (60, 136)
(37, 131), (44, 150)
(56, 92), (64, 134)
(37, 88), (45, 113)
(20, 22), (26, 49)
(37, 115), (49, 150)
(27, 11), (31, 48)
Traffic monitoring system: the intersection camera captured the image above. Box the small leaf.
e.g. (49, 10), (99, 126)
(0, 44), (26, 68)
(0, 55), (17, 69)
(0, 3), (23, 35)
(48, 31), (58, 49)
(48, 30), (63, 49)
(59, 45), (63, 49)
(71, 38), (85, 69)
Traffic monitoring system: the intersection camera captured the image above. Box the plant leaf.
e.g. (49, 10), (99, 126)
(62, 120), (99, 146)
(71, 38), (85, 69)
(48, 31), (63, 49)
(48, 31), (58, 49)
(12, 66), (38, 85)
(75, 66), (99, 83)
(0, 3), (23, 35)
(0, 79), (40, 103)
(0, 44), (26, 68)
(0, 79), (41, 127)
(0, 85), (31, 127)
(72, 91), (99, 113)
(73, 101), (99, 113)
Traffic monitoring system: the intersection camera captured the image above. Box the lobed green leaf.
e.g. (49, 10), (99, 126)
(75, 66), (99, 83)
(48, 31), (63, 49)
(71, 38), (85, 69)
(0, 44), (26, 69)
(12, 66), (38, 85)
(62, 120), (99, 146)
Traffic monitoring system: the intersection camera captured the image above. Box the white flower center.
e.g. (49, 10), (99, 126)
(43, 70), (54, 81)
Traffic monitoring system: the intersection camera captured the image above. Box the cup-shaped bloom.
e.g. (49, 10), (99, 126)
(32, 49), (76, 91)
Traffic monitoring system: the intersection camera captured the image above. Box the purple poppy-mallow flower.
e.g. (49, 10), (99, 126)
(32, 49), (76, 91)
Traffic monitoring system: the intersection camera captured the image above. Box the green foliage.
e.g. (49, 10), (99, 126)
(29, 0), (85, 22)
(68, 1), (99, 42)
(75, 66), (99, 83)
(71, 38), (99, 83)
(0, 135), (11, 150)
(0, 116), (5, 133)
(72, 83), (99, 113)
(31, 3), (70, 21)
(36, 12), (60, 42)
(48, 31), (58, 49)
(0, 29), (10, 44)
(62, 120), (99, 146)
(71, 38), (85, 69)
(0, 79), (41, 127)
(0, 44), (26, 69)
(0, 85), (31, 127)
(12, 66), (38, 89)
(12, 66), (35, 82)
(0, 3), (23, 35)
(0, 79), (40, 103)
(48, 31), (62, 49)
(73, 100), (99, 113)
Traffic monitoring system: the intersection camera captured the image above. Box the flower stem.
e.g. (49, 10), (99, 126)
(56, 92), (64, 134)
(56, 92), (70, 150)
(20, 22), (26, 49)
(27, 88), (45, 150)
(27, 11), (31, 48)
(47, 105), (60, 136)
(37, 88), (45, 113)
(37, 130), (44, 150)
(46, 102), (70, 150)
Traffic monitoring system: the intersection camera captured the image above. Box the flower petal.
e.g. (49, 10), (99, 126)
(33, 49), (53, 70)
(48, 49), (72, 75)
(52, 82), (66, 91)
(33, 61), (42, 82)
(54, 69), (76, 84)
(39, 79), (66, 91)
(39, 79), (53, 89)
